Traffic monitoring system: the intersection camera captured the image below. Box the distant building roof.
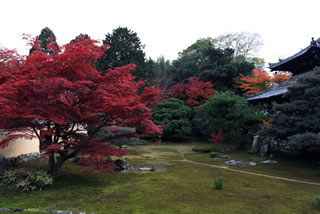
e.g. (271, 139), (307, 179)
(246, 70), (315, 103)
(269, 38), (320, 75)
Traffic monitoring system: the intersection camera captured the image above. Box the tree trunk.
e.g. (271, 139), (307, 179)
(48, 151), (77, 177)
(48, 154), (66, 177)
(51, 156), (65, 177)
(48, 152), (55, 173)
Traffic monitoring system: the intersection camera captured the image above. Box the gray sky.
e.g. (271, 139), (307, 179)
(1, 0), (320, 66)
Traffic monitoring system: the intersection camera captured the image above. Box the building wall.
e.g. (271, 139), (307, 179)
(0, 131), (39, 158)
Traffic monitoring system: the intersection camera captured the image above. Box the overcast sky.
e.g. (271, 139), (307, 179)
(1, 0), (320, 66)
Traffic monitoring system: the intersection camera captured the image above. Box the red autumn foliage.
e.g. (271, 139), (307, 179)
(171, 77), (216, 106)
(208, 129), (224, 145)
(237, 68), (291, 95)
(0, 36), (162, 176)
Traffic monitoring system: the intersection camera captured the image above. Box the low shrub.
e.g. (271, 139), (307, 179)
(0, 169), (53, 191)
(214, 176), (224, 190)
(151, 165), (156, 172)
(210, 152), (218, 158)
(314, 196), (320, 208)
(192, 146), (217, 153)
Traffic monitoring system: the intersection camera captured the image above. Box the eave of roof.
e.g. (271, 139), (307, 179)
(269, 38), (320, 74)
(246, 87), (287, 101)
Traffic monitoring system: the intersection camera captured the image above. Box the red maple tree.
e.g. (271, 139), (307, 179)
(171, 77), (216, 106)
(237, 68), (291, 95)
(208, 129), (224, 145)
(0, 36), (162, 176)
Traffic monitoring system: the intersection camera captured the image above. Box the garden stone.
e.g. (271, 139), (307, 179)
(221, 147), (237, 152)
(260, 160), (278, 164)
(12, 208), (24, 212)
(250, 135), (260, 153)
(0, 154), (8, 176)
(225, 160), (256, 166)
(213, 155), (230, 159)
(139, 167), (153, 171)
(259, 143), (270, 156)
(114, 159), (132, 172)
(56, 211), (72, 214)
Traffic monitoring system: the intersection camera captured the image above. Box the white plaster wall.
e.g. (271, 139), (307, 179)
(0, 131), (39, 158)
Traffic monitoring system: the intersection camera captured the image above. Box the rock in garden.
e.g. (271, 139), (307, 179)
(139, 167), (153, 171)
(114, 159), (132, 172)
(57, 211), (72, 214)
(250, 135), (260, 153)
(260, 160), (278, 164)
(0, 154), (8, 175)
(259, 143), (270, 156)
(225, 160), (256, 166)
(221, 147), (237, 152)
(12, 208), (24, 212)
(214, 155), (230, 159)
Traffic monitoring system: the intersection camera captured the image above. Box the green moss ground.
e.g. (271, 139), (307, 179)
(1, 139), (320, 213)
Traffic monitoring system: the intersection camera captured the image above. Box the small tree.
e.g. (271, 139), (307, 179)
(237, 68), (291, 95)
(0, 36), (161, 176)
(150, 98), (192, 138)
(202, 92), (264, 148)
(171, 77), (216, 106)
(262, 68), (320, 154)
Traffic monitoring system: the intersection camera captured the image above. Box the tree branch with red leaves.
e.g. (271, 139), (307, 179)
(0, 36), (162, 176)
(237, 68), (291, 95)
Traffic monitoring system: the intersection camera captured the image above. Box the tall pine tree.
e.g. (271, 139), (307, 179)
(262, 68), (320, 154)
(29, 27), (58, 55)
(96, 27), (148, 80)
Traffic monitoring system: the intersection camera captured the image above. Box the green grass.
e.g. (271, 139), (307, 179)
(185, 148), (320, 183)
(1, 139), (320, 213)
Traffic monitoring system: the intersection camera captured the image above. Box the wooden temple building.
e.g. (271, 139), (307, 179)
(246, 37), (320, 104)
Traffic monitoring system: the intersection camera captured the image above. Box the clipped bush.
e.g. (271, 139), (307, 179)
(150, 98), (192, 138)
(202, 91), (265, 148)
(0, 169), (53, 191)
(210, 152), (218, 158)
(314, 197), (320, 209)
(192, 145), (217, 153)
(214, 176), (224, 190)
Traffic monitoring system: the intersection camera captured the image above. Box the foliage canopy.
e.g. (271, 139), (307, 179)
(150, 98), (192, 138)
(262, 68), (320, 154)
(0, 36), (161, 176)
(169, 38), (254, 92)
(96, 27), (148, 80)
(202, 92), (264, 148)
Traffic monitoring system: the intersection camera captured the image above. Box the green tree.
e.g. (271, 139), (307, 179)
(202, 92), (264, 148)
(29, 27), (58, 55)
(149, 56), (173, 92)
(70, 33), (90, 44)
(169, 38), (254, 92)
(96, 27), (148, 80)
(150, 98), (192, 138)
(212, 32), (263, 59)
(262, 68), (320, 154)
